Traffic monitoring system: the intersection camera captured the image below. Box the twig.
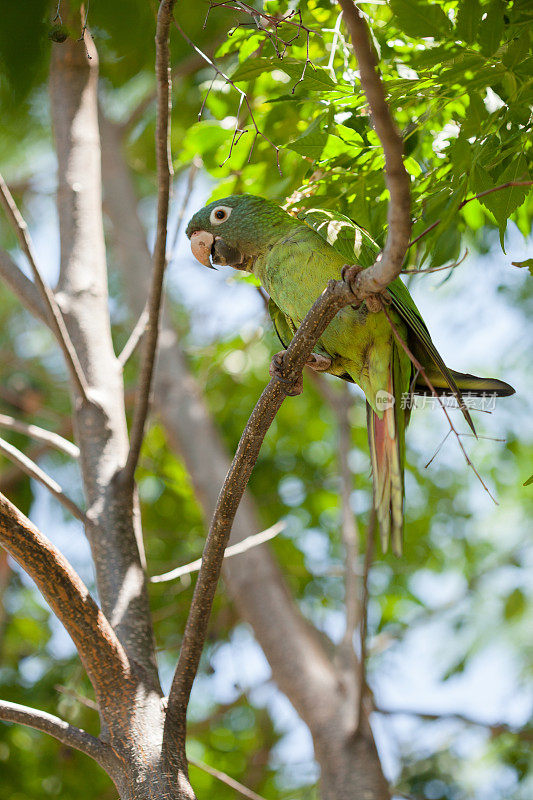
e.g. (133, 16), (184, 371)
(356, 508), (375, 731)
(409, 180), (533, 249)
(167, 158), (201, 264)
(0, 436), (86, 522)
(151, 520), (285, 583)
(313, 381), (360, 649)
(375, 706), (533, 741)
(0, 414), (79, 459)
(0, 493), (131, 723)
(0, 175), (90, 402)
(381, 306), (497, 503)
(123, 41), (225, 132)
(0, 248), (47, 324)
(327, 12), (344, 79)
(0, 699), (110, 766)
(338, 1), (411, 296)
(121, 0), (177, 486)
(189, 756), (269, 800)
(403, 249), (468, 275)
(55, 684), (99, 711)
(172, 18), (281, 173)
(118, 306), (149, 367)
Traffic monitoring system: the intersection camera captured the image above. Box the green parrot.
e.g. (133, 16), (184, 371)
(186, 194), (514, 554)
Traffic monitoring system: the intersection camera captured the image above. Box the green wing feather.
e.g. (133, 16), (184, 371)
(386, 278), (476, 434)
(299, 209), (479, 433)
(268, 298), (294, 349)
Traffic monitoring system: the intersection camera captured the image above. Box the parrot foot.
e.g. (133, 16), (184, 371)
(269, 351), (333, 395)
(269, 351), (304, 396)
(307, 353), (332, 372)
(341, 264), (389, 313)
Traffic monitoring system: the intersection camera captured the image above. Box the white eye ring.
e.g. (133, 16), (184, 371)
(209, 205), (232, 225)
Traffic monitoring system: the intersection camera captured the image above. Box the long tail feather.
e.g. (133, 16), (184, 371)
(367, 347), (407, 556)
(415, 369), (515, 397)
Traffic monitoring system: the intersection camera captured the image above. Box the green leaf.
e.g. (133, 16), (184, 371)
(524, 474), (533, 486)
(503, 588), (527, 620)
(285, 115), (328, 159)
(390, 0), (452, 39)
(477, 156), (531, 230)
(478, 0), (506, 56)
(511, 259), (533, 276)
(455, 0), (481, 44)
(232, 57), (336, 92)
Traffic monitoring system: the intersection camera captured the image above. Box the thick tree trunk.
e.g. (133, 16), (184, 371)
(47, 25), (196, 800)
(100, 114), (391, 800)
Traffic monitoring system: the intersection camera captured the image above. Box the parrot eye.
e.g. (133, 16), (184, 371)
(210, 206), (232, 225)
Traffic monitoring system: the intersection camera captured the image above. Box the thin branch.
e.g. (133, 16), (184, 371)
(0, 699), (111, 766)
(118, 305), (149, 367)
(164, 276), (375, 743)
(0, 248), (47, 324)
(0, 174), (90, 401)
(121, 0), (177, 486)
(0, 492), (131, 718)
(123, 41), (225, 133)
(151, 520), (285, 583)
(357, 508), (375, 732)
(167, 158), (201, 265)
(381, 306), (497, 503)
(0, 436), (86, 522)
(172, 18), (281, 172)
(0, 414), (79, 459)
(409, 180), (533, 249)
(403, 249), (468, 275)
(189, 757), (269, 800)
(375, 706), (533, 741)
(55, 684), (99, 711)
(338, 387), (359, 649)
(338, 1), (411, 295)
(310, 377), (360, 649)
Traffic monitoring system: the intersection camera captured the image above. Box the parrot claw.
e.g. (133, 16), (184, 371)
(269, 351), (304, 396)
(307, 353), (332, 372)
(341, 264), (389, 313)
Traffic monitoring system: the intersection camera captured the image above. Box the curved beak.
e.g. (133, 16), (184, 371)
(189, 230), (216, 269)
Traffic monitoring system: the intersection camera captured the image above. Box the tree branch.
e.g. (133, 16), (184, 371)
(122, 0), (177, 486)
(0, 493), (132, 718)
(0, 414), (79, 459)
(50, 29), (158, 682)
(189, 756), (269, 800)
(118, 305), (149, 367)
(409, 180), (533, 249)
(0, 248), (48, 324)
(357, 508), (375, 731)
(123, 45), (223, 133)
(0, 175), (89, 401)
(0, 436), (85, 522)
(338, 1), (411, 294)
(375, 706), (533, 741)
(165, 277), (363, 740)
(0, 699), (111, 766)
(151, 521), (285, 583)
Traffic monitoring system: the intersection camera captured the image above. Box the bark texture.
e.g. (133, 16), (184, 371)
(49, 31), (158, 686)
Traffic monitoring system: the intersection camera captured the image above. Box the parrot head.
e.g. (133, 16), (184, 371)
(186, 194), (294, 270)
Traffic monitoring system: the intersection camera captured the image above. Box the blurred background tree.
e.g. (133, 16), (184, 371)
(0, 1), (532, 799)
